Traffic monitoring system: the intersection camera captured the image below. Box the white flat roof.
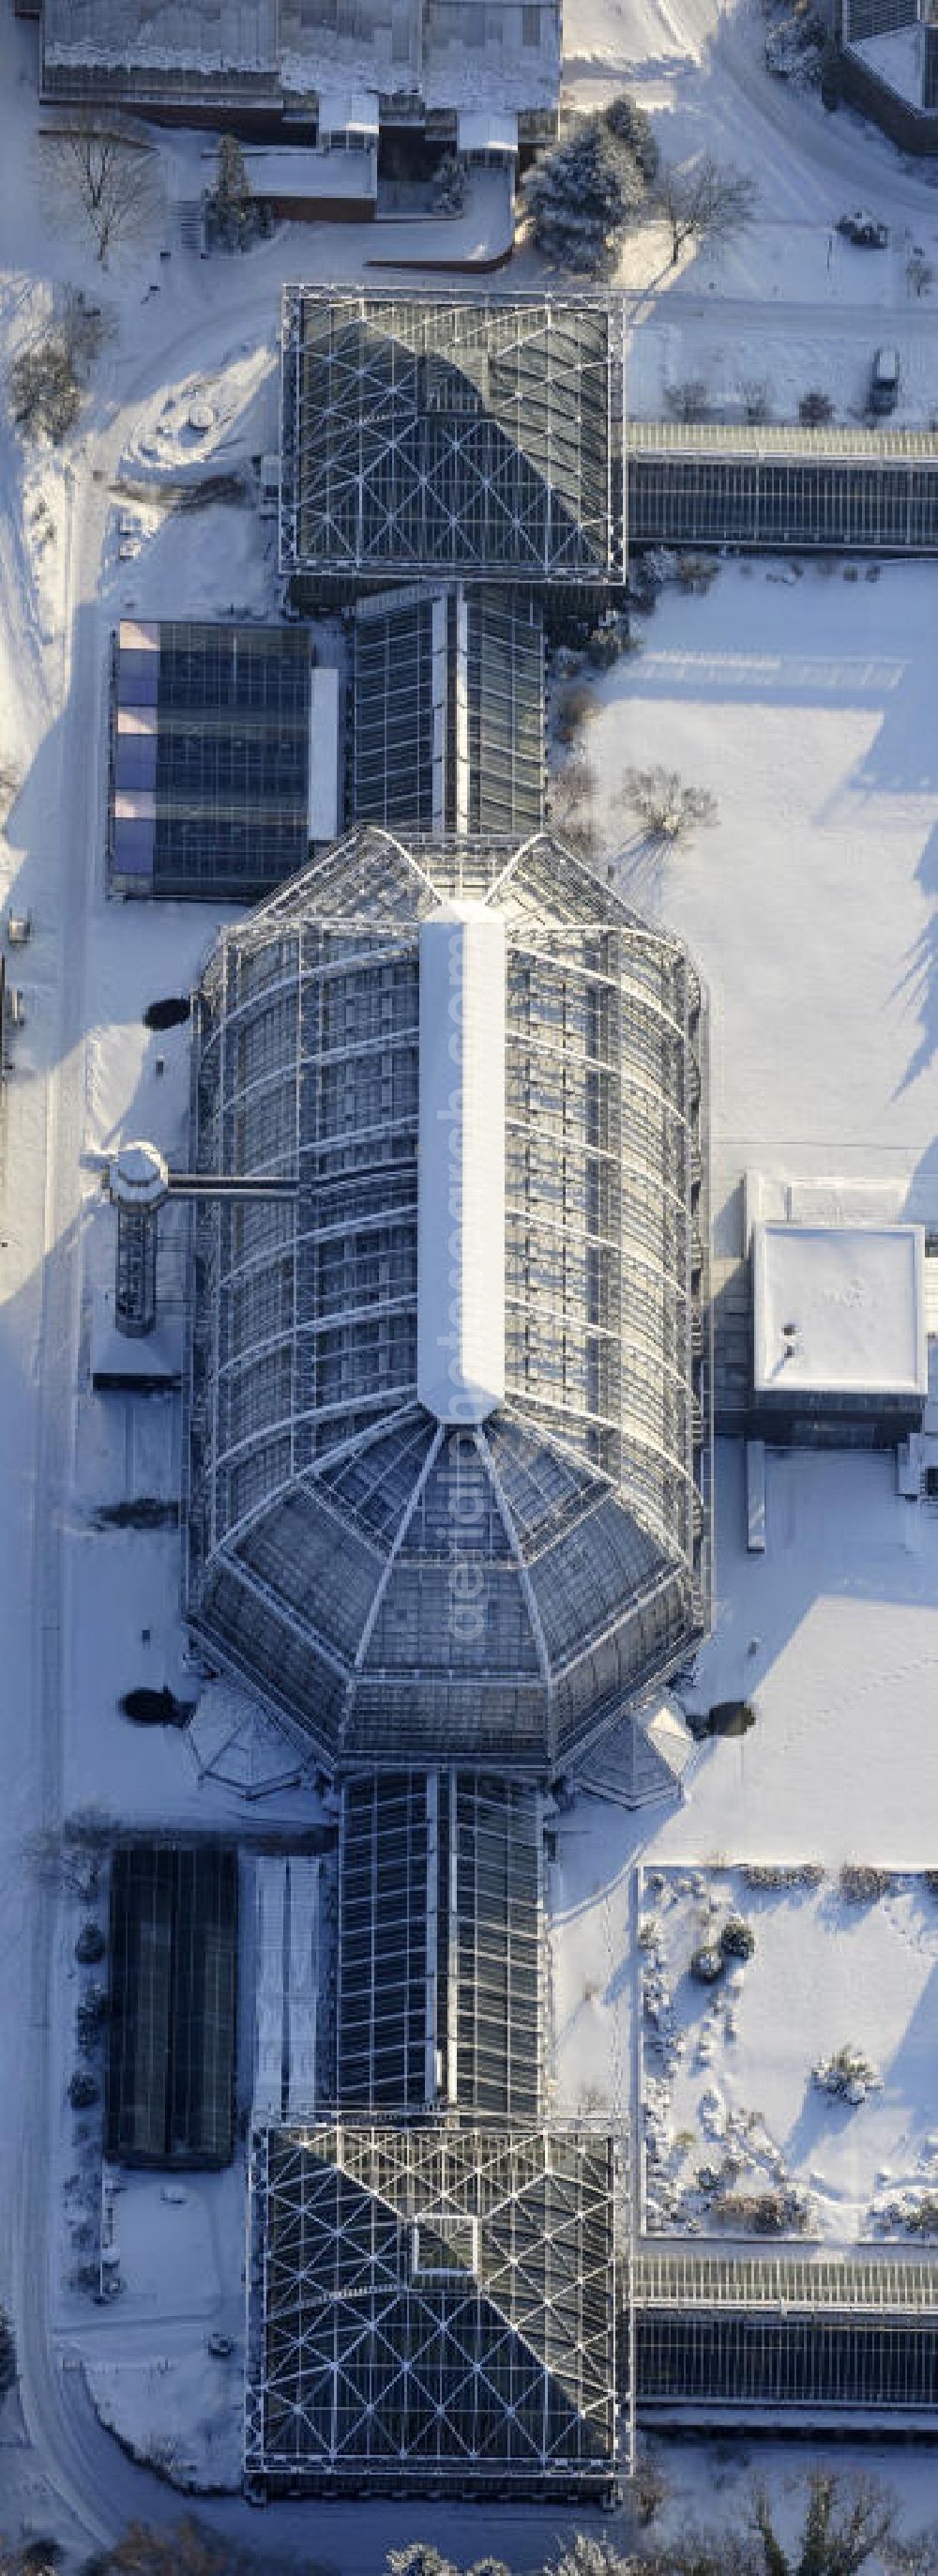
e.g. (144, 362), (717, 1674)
(242, 146), (376, 200)
(317, 86), (380, 134)
(457, 108), (519, 155)
(752, 1222), (928, 1397)
(308, 666), (340, 842)
(416, 901), (505, 1425)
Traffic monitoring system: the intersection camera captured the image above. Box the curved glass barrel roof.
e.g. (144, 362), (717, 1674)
(184, 828), (711, 1776)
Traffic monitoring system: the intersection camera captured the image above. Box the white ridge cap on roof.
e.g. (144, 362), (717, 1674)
(417, 900), (506, 1425)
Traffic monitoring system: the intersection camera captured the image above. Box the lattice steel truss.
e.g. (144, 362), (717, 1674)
(350, 584), (545, 836)
(245, 2121), (619, 2495)
(183, 826), (711, 1776)
(336, 1770), (543, 2116)
(280, 289), (624, 585)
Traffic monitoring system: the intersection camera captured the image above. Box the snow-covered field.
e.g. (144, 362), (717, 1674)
(578, 556), (938, 1197)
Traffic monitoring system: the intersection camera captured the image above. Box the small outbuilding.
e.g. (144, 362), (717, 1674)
(751, 1220), (928, 1444)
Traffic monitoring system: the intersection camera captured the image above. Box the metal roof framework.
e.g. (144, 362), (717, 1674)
(626, 421), (938, 555)
(280, 289), (623, 585)
(183, 827), (711, 1777)
(335, 1769), (543, 2116)
(350, 584), (545, 837)
(244, 2120), (619, 2495)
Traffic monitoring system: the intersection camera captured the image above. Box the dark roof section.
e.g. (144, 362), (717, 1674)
(280, 289), (623, 586)
(106, 1842), (238, 2167)
(108, 619), (312, 902)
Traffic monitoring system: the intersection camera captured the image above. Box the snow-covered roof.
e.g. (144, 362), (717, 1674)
(119, 618), (159, 652)
(752, 1222), (928, 1397)
(307, 666), (340, 841)
(416, 902), (506, 1425)
(457, 108), (518, 155)
(848, 24), (925, 109)
(242, 146), (376, 200)
(317, 85), (380, 134)
(43, 0), (279, 71)
(628, 420), (938, 465)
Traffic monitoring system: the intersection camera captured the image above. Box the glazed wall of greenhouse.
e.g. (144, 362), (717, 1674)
(335, 1768), (543, 2115)
(183, 826), (711, 1777)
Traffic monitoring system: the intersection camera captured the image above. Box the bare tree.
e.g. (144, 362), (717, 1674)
(750, 2469), (898, 2576)
(42, 114), (159, 265)
(78, 2517), (278, 2574)
(24, 1815), (111, 1898)
(655, 154), (758, 266)
(664, 375), (710, 422)
(58, 283), (114, 376)
(907, 249), (934, 298)
(621, 764), (719, 845)
(741, 375), (772, 422)
(631, 2438), (671, 2527)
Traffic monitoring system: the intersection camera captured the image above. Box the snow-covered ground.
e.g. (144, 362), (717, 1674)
(2, 0), (938, 2553)
(637, 1864), (938, 2246)
(579, 557), (938, 1194)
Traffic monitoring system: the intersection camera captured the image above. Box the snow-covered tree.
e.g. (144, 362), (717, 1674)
(602, 90), (658, 181)
(211, 132), (252, 240)
(525, 110), (651, 273)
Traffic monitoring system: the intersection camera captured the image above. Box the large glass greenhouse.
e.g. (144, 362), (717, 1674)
(280, 289), (623, 587)
(245, 2121), (618, 2497)
(183, 826), (711, 1777)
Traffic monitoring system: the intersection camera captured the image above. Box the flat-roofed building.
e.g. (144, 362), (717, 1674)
(39, 2), (559, 151)
(108, 619), (313, 902)
(751, 1220), (928, 1444)
(106, 1843), (238, 2168)
(627, 419), (938, 555)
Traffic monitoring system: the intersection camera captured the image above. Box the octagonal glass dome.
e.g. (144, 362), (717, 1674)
(184, 829), (710, 1776)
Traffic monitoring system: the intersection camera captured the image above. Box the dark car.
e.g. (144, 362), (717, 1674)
(837, 209), (889, 247)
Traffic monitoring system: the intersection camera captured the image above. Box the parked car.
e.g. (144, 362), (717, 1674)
(837, 209), (889, 247)
(870, 344), (900, 414)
